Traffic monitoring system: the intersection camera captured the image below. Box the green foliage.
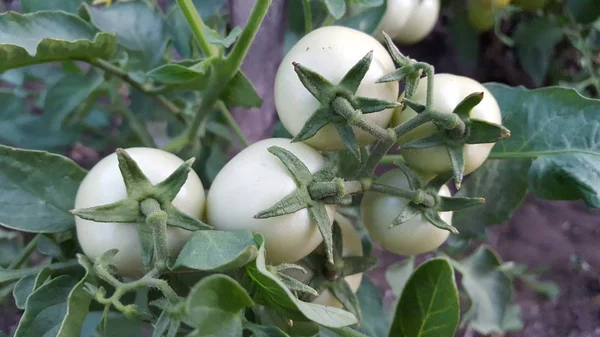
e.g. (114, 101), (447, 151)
(0, 146), (87, 233)
(20, 0), (87, 13)
(389, 258), (460, 337)
(0, 11), (116, 72)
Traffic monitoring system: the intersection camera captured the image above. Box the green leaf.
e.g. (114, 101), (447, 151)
(184, 274), (254, 336)
(43, 69), (104, 131)
(0, 229), (22, 267)
(385, 258), (414, 297)
(447, 6), (480, 73)
(246, 241), (358, 328)
(145, 61), (210, 85)
(338, 1), (387, 34)
(567, 0), (600, 24)
(80, 312), (147, 337)
(221, 71), (263, 108)
(354, 278), (389, 337)
(0, 146), (87, 233)
(323, 327), (366, 337)
(323, 0), (347, 19)
(173, 230), (257, 272)
(13, 268), (52, 310)
(267, 146), (314, 186)
(83, 1), (167, 69)
(55, 254), (96, 337)
(0, 11), (116, 72)
(389, 258), (460, 337)
(514, 18), (563, 86)
(452, 246), (513, 335)
(205, 26), (242, 48)
(486, 84), (600, 208)
(454, 159), (530, 237)
(37, 234), (65, 259)
(21, 0), (85, 13)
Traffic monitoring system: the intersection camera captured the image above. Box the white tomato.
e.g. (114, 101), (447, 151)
(75, 148), (205, 277)
(206, 138), (336, 265)
(274, 26), (398, 151)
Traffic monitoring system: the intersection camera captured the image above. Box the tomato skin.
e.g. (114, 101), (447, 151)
(468, 0), (511, 32)
(287, 214), (363, 308)
(514, 0), (546, 11)
(274, 26), (398, 151)
(74, 148), (205, 278)
(392, 73), (502, 175)
(206, 138), (335, 265)
(377, 0), (417, 42)
(392, 0), (441, 45)
(360, 169), (452, 255)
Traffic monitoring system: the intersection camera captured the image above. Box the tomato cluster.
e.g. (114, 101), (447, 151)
(75, 25), (503, 307)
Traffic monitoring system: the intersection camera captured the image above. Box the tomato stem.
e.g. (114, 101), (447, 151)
(302, 0), (313, 34)
(217, 100), (250, 147)
(176, 0), (218, 58)
(140, 198), (169, 272)
(7, 234), (41, 270)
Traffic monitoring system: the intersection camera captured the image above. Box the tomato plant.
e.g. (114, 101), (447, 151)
(0, 0), (598, 337)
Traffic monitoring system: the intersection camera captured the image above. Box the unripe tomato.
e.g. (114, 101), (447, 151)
(286, 214), (363, 308)
(392, 73), (502, 175)
(468, 0), (511, 33)
(75, 148), (205, 278)
(360, 169), (452, 255)
(514, 0), (547, 11)
(206, 138), (335, 265)
(391, 0), (441, 45)
(274, 26), (398, 151)
(377, 0), (417, 42)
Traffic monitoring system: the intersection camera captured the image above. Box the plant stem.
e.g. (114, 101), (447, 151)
(414, 62), (435, 107)
(176, 0), (216, 57)
(321, 14), (335, 26)
(380, 155), (406, 164)
(140, 199), (169, 272)
(216, 100), (250, 147)
(177, 0), (272, 148)
(115, 108), (157, 148)
(0, 260), (80, 283)
(87, 58), (185, 123)
(8, 234), (41, 270)
(302, 0), (312, 34)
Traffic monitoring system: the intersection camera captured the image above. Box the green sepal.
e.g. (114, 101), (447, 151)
(273, 263), (308, 274)
(399, 131), (445, 149)
(276, 272), (319, 297)
(381, 32), (410, 66)
(116, 149), (153, 194)
(339, 51), (372, 94)
(376, 66), (414, 84)
(309, 203), (335, 265)
(293, 61), (334, 102)
(154, 158), (196, 202)
(353, 96), (399, 114)
(291, 108), (330, 143)
(466, 119), (511, 144)
(163, 204), (212, 230)
(96, 249), (119, 270)
(71, 199), (141, 223)
(437, 196), (485, 212)
(424, 171), (453, 192)
(402, 98), (427, 114)
(335, 124), (362, 161)
(341, 256), (377, 277)
(452, 92), (484, 120)
(403, 72), (423, 99)
(446, 145), (465, 189)
(391, 203), (422, 227)
(331, 220), (344, 269)
(393, 163), (421, 190)
(267, 146), (313, 186)
(312, 152), (340, 182)
(329, 280), (362, 322)
(320, 195), (353, 206)
(254, 189), (311, 219)
(422, 210), (459, 234)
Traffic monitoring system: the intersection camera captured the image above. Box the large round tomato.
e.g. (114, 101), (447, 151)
(206, 138), (335, 265)
(468, 0), (511, 32)
(377, 0), (417, 42)
(391, 0), (440, 45)
(274, 26), (398, 151)
(360, 169), (453, 255)
(392, 73), (502, 175)
(75, 148), (205, 278)
(286, 214), (363, 308)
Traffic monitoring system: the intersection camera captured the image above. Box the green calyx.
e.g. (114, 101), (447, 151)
(399, 93), (511, 188)
(377, 32), (423, 99)
(71, 149), (211, 272)
(377, 164), (487, 234)
(291, 51), (399, 160)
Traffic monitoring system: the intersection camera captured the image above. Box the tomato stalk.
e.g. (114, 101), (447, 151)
(140, 198), (169, 272)
(302, 0), (313, 34)
(166, 0), (273, 151)
(176, 0), (218, 57)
